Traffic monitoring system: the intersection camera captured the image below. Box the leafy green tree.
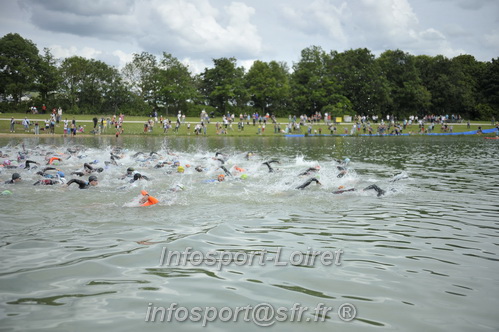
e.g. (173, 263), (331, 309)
(245, 60), (291, 116)
(377, 50), (431, 118)
(328, 48), (390, 116)
(290, 46), (341, 115)
(200, 57), (246, 115)
(481, 57), (499, 118)
(415, 55), (453, 114)
(37, 48), (61, 103)
(449, 55), (485, 119)
(121, 52), (159, 110)
(156, 53), (198, 116)
(59, 56), (124, 113)
(0, 33), (40, 103)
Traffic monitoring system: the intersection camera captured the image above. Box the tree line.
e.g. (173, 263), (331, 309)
(1, 32), (498, 120)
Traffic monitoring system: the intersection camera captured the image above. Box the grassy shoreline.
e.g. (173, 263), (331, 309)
(0, 113), (497, 137)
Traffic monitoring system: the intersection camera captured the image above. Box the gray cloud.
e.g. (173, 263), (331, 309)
(0, 0), (496, 73)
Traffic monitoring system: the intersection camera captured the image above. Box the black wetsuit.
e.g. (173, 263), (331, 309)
(129, 173), (149, 183)
(36, 167), (58, 177)
(363, 184), (386, 197)
(337, 166), (347, 178)
(296, 177), (321, 190)
(333, 184), (385, 197)
(34, 179), (60, 185)
(298, 167), (319, 176)
(220, 165), (232, 176)
(262, 159), (280, 173)
(24, 160), (39, 169)
(66, 179), (90, 189)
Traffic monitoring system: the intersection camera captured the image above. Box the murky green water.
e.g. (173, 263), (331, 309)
(0, 136), (498, 331)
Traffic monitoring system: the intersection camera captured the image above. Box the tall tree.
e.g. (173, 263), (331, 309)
(37, 48), (60, 103)
(0, 33), (40, 103)
(449, 54), (485, 118)
(377, 50), (431, 118)
(481, 57), (499, 118)
(290, 46), (340, 115)
(156, 53), (198, 115)
(59, 56), (122, 113)
(329, 48), (390, 116)
(200, 57), (245, 115)
(121, 52), (159, 109)
(245, 60), (291, 116)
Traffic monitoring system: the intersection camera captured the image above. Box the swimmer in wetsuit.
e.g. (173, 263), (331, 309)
(336, 166), (348, 178)
(262, 159), (280, 173)
(129, 173), (150, 183)
(295, 177), (322, 190)
(46, 157), (62, 165)
(33, 172), (66, 185)
(139, 190), (159, 206)
(4, 173), (21, 184)
(70, 163), (104, 177)
(24, 160), (40, 170)
(219, 165), (232, 176)
(298, 166), (320, 176)
(65, 175), (98, 189)
(333, 184), (386, 197)
(120, 167), (136, 180)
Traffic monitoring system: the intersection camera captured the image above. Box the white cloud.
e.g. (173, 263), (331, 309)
(1, 0), (497, 71)
(112, 50), (134, 68)
(420, 28), (445, 41)
(136, 0), (261, 59)
(49, 45), (102, 60)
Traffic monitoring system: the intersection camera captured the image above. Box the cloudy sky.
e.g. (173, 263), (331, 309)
(0, 0), (497, 73)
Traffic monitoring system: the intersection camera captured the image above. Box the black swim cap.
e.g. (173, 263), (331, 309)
(12, 173), (21, 180)
(133, 173), (142, 180)
(89, 175), (98, 182)
(127, 167), (134, 172)
(97, 167), (104, 173)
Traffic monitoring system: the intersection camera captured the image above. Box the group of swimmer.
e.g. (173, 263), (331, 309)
(1, 145), (409, 202)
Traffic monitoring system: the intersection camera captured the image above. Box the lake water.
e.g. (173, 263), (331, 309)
(0, 135), (498, 332)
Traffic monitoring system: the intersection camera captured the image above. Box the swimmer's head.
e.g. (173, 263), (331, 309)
(217, 174), (225, 182)
(177, 166), (185, 173)
(88, 175), (98, 185)
(343, 158), (350, 165)
(57, 171), (65, 178)
(97, 167), (104, 173)
(1, 190), (12, 195)
(141, 190), (149, 196)
(195, 166), (203, 172)
(173, 161), (180, 166)
(133, 173), (142, 181)
(185, 164), (191, 168)
(240, 174), (248, 180)
(127, 167), (135, 173)
(338, 185), (345, 190)
(315, 165), (321, 169)
(3, 160), (11, 166)
(12, 173), (21, 182)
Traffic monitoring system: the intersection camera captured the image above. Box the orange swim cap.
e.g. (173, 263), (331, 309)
(338, 185), (345, 190)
